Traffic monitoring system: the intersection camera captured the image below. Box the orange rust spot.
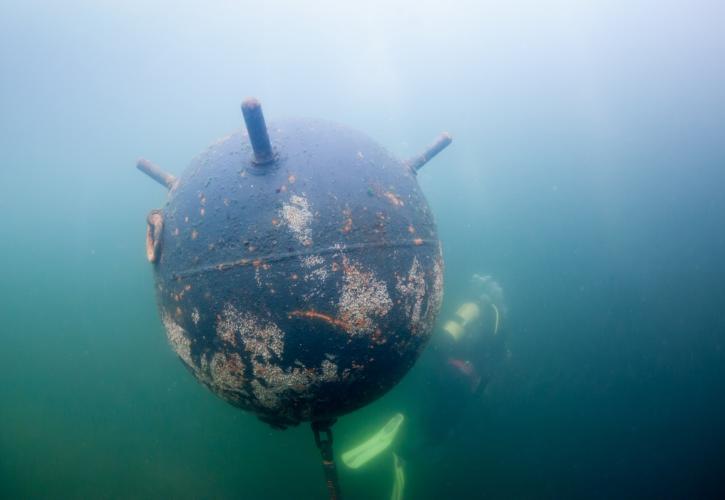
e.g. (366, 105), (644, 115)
(341, 217), (353, 234)
(288, 310), (353, 331)
(413, 238), (424, 246)
(331, 262), (340, 272)
(191, 229), (198, 240)
(271, 218), (280, 226)
(371, 329), (387, 345)
(338, 312), (368, 330)
(288, 174), (296, 184)
(252, 259), (262, 268)
(408, 225), (416, 234)
(341, 255), (354, 274)
(383, 191), (404, 207)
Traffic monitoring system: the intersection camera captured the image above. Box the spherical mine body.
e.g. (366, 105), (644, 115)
(153, 119), (443, 428)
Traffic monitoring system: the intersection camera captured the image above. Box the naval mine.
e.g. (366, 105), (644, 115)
(137, 98), (451, 496)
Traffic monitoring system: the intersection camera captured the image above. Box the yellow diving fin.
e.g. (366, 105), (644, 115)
(341, 413), (404, 469)
(390, 452), (406, 500)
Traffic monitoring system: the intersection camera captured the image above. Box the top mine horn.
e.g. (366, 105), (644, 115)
(241, 98), (275, 166)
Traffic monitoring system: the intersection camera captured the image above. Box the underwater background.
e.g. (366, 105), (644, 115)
(1, 0), (724, 498)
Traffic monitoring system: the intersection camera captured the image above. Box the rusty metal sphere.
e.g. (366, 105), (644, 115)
(138, 99), (449, 428)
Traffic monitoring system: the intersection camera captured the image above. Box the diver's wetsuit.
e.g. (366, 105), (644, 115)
(417, 301), (507, 448)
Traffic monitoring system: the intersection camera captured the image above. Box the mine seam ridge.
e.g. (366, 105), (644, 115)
(171, 239), (436, 279)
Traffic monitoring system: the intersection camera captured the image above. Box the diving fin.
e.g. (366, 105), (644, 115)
(491, 302), (500, 336)
(390, 452), (406, 500)
(341, 413), (405, 469)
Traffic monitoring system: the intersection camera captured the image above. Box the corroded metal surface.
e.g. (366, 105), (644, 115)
(147, 118), (445, 428)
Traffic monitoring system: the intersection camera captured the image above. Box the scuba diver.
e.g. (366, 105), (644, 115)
(340, 274), (510, 500)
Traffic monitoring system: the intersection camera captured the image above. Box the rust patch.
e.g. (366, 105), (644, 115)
(340, 208), (353, 234)
(370, 328), (387, 345)
(341, 217), (353, 234)
(413, 238), (423, 246)
(288, 310), (353, 331)
(383, 191), (404, 207)
(209, 352), (246, 391)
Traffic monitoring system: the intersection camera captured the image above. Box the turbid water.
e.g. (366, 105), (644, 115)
(1, 1), (724, 498)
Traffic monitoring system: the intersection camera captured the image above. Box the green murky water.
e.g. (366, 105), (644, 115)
(2, 1), (724, 498)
